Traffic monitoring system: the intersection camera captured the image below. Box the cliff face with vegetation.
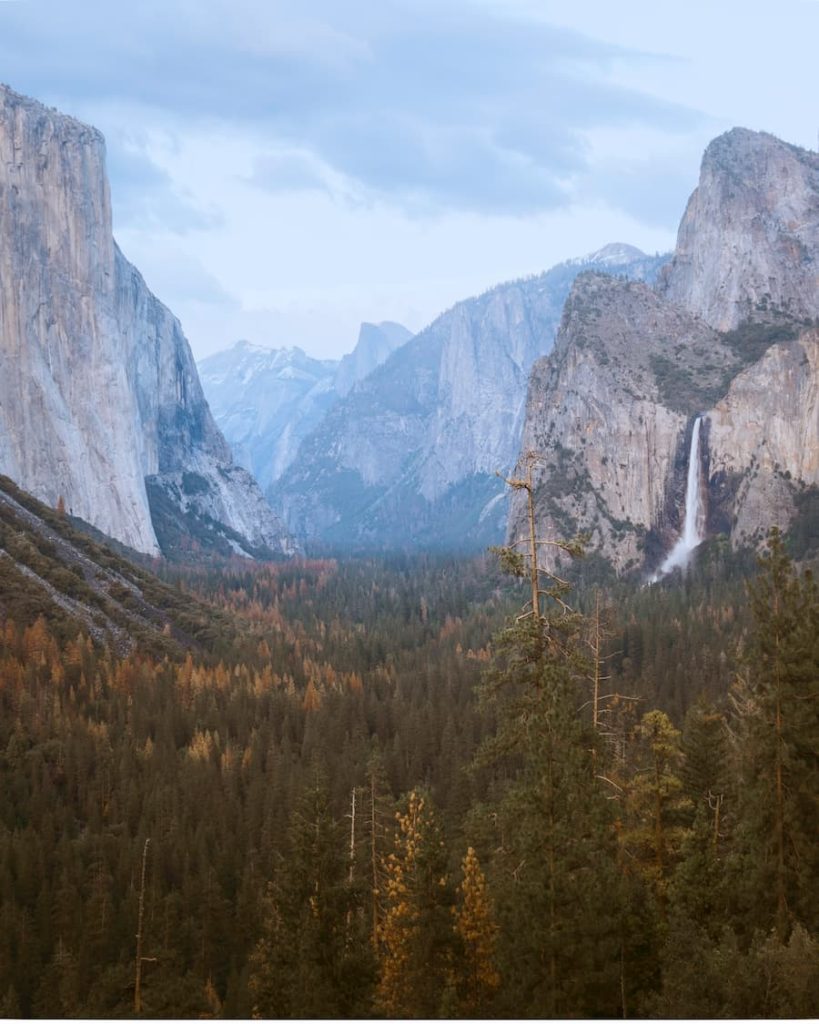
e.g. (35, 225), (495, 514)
(0, 85), (296, 559)
(510, 130), (819, 573)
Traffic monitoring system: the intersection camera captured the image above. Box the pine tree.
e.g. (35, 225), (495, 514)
(729, 529), (819, 939)
(680, 697), (730, 843)
(620, 710), (691, 918)
(375, 789), (454, 1018)
(248, 774), (372, 1018)
(363, 751), (393, 953)
(479, 530), (631, 1017)
(453, 846), (499, 1015)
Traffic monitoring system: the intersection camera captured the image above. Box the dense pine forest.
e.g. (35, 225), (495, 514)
(0, 511), (818, 1017)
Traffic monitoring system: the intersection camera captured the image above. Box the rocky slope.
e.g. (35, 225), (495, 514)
(0, 473), (241, 656)
(0, 84), (295, 559)
(271, 245), (667, 549)
(510, 129), (819, 574)
(198, 321), (410, 492)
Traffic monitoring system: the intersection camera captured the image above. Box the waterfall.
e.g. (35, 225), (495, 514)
(655, 416), (705, 578)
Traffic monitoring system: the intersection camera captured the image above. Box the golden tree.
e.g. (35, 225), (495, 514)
(376, 790), (453, 1017)
(454, 846), (499, 1014)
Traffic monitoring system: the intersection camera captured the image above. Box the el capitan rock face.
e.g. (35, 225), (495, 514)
(510, 129), (819, 574)
(0, 84), (296, 559)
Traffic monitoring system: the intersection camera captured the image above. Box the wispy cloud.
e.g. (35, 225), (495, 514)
(0, 0), (702, 221)
(105, 138), (223, 233)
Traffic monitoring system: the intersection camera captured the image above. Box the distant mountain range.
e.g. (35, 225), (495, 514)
(266, 245), (668, 549)
(198, 322), (411, 491)
(2, 82), (815, 572)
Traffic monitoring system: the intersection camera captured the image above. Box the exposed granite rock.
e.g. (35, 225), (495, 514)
(0, 84), (295, 558)
(271, 246), (668, 549)
(510, 273), (739, 572)
(662, 128), (819, 330)
(199, 342), (339, 490)
(706, 328), (819, 546)
(333, 321), (412, 398)
(511, 129), (819, 574)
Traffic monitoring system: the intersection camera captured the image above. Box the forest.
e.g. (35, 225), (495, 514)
(0, 523), (817, 1018)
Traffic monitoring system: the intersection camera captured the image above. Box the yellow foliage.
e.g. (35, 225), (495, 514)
(454, 846), (500, 1012)
(303, 678), (322, 712)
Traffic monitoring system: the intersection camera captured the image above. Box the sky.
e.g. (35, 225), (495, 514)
(1, 0), (818, 360)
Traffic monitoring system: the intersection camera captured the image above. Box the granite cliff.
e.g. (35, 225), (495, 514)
(661, 129), (819, 329)
(510, 129), (819, 574)
(271, 245), (667, 549)
(332, 321), (412, 398)
(0, 84), (296, 559)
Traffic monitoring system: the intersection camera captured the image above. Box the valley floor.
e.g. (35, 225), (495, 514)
(0, 536), (817, 1017)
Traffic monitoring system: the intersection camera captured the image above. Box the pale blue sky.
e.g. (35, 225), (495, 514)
(1, 0), (817, 358)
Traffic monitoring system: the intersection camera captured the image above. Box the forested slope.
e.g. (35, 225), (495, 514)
(0, 474), (240, 657)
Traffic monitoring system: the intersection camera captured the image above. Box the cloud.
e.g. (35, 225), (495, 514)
(247, 149), (333, 196)
(120, 244), (238, 309)
(0, 0), (704, 220)
(581, 157), (697, 229)
(104, 138), (222, 233)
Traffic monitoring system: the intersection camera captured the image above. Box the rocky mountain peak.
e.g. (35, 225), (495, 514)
(270, 246), (669, 550)
(662, 127), (819, 330)
(199, 321), (410, 491)
(510, 126), (819, 575)
(1, 81), (104, 144)
(333, 321), (412, 397)
(574, 242), (648, 267)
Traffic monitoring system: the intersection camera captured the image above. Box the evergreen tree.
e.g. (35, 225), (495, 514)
(453, 845), (500, 1016)
(620, 710), (691, 919)
(680, 697), (730, 843)
(248, 774), (373, 1018)
(479, 537), (633, 1017)
(729, 530), (819, 939)
(376, 789), (454, 1018)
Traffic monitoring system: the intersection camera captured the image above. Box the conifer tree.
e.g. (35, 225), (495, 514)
(248, 774), (372, 1018)
(453, 846), (499, 1015)
(680, 697), (730, 838)
(481, 517), (630, 1017)
(363, 751), (393, 953)
(620, 710), (690, 917)
(729, 529), (819, 939)
(376, 789), (454, 1018)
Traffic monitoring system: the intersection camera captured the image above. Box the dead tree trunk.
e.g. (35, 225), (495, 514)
(134, 838), (150, 1015)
